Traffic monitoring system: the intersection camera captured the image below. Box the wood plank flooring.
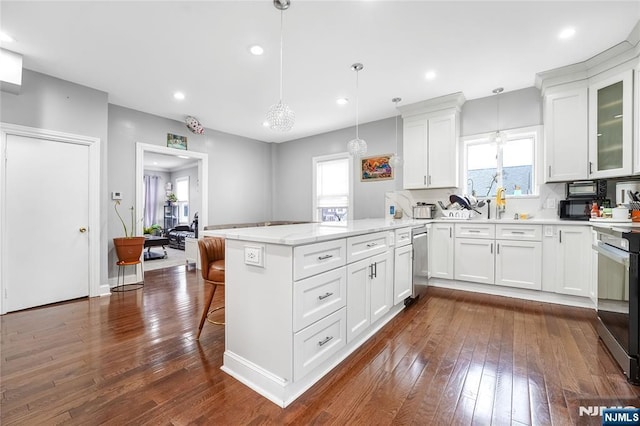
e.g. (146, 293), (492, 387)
(2, 266), (639, 425)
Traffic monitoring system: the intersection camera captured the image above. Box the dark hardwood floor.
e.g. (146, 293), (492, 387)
(2, 266), (639, 425)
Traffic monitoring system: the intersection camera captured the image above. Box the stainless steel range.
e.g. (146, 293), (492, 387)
(593, 225), (640, 384)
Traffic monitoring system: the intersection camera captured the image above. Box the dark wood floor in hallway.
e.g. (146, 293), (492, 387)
(1, 266), (639, 425)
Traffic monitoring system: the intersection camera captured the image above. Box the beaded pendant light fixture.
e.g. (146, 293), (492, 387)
(347, 63), (367, 157)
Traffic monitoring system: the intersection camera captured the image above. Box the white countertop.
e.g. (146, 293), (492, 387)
(433, 217), (589, 225)
(202, 219), (429, 245)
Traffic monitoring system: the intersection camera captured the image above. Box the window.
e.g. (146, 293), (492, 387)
(175, 176), (189, 224)
(463, 126), (541, 198)
(312, 153), (353, 222)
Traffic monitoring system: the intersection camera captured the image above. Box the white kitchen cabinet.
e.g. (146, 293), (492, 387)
(454, 238), (494, 284)
(543, 84), (589, 182)
(557, 226), (592, 297)
(430, 223), (454, 279)
(494, 240), (542, 290)
(346, 251), (393, 343)
(400, 93), (465, 190)
(590, 229), (598, 306)
(393, 243), (412, 305)
(634, 66), (640, 174)
(588, 69), (633, 178)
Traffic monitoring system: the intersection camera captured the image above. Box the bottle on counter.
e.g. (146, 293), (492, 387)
(591, 201), (600, 218)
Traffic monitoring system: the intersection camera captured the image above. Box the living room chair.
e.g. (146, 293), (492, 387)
(196, 237), (225, 339)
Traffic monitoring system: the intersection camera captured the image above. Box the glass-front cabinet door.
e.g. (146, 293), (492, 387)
(588, 70), (633, 178)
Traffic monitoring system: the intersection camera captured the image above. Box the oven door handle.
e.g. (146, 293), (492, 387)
(593, 241), (630, 267)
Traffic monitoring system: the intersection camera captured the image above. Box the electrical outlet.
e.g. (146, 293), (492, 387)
(546, 198), (556, 209)
(244, 245), (264, 267)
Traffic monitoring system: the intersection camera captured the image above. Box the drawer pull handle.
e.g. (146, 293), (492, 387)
(318, 292), (333, 300)
(366, 242), (378, 248)
(511, 231), (525, 234)
(468, 230), (480, 233)
(317, 254), (333, 260)
(318, 336), (333, 347)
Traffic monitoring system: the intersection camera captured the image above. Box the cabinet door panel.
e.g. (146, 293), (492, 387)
(430, 224), (454, 279)
(454, 238), (494, 284)
(544, 87), (588, 182)
(370, 252), (393, 323)
(394, 244), (412, 305)
(427, 114), (458, 188)
(403, 117), (428, 189)
(346, 258), (370, 343)
(495, 241), (541, 290)
(556, 226), (591, 297)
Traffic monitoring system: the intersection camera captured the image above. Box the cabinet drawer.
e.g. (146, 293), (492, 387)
(294, 239), (347, 281)
(347, 231), (390, 264)
(455, 223), (495, 239)
(496, 224), (542, 241)
(293, 267), (347, 332)
(394, 227), (412, 247)
(293, 308), (346, 381)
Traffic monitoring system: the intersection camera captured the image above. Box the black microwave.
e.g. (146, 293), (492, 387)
(559, 199), (610, 220)
(566, 180), (607, 199)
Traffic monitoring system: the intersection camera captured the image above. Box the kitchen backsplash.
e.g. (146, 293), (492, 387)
(385, 183), (565, 220)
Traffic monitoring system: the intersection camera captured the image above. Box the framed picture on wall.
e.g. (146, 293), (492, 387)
(361, 154), (393, 181)
(167, 133), (187, 150)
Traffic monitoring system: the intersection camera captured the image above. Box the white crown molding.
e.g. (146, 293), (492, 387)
(398, 92), (466, 118)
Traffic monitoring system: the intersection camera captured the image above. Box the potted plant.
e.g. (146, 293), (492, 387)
(143, 224), (163, 236)
(113, 200), (145, 263)
(166, 192), (177, 204)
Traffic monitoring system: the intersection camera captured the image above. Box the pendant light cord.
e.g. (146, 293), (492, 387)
(279, 9), (284, 102)
(355, 70), (359, 140)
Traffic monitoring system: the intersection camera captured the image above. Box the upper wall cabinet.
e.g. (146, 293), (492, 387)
(588, 70), (633, 179)
(399, 93), (465, 190)
(543, 83), (589, 182)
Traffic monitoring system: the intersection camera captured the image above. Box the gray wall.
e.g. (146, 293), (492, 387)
(0, 69), (110, 289)
(273, 116), (403, 220)
(461, 86), (542, 136)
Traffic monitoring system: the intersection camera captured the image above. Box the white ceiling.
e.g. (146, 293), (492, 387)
(2, 1), (639, 143)
(144, 152), (198, 171)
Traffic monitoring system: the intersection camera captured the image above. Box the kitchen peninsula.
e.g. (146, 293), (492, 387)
(203, 219), (426, 407)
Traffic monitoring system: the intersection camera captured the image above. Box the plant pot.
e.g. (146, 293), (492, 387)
(113, 237), (145, 263)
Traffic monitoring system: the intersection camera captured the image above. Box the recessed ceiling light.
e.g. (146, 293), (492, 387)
(558, 27), (576, 40)
(336, 98), (349, 105)
(173, 92), (185, 100)
(425, 70), (437, 80)
(250, 45), (264, 56)
(262, 121), (270, 127)
(0, 32), (14, 43)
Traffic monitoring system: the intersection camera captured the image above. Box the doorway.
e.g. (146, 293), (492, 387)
(0, 123), (101, 314)
(135, 143), (208, 273)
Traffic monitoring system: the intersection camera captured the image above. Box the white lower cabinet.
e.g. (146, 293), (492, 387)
(494, 240), (542, 290)
(454, 238), (494, 284)
(430, 223), (454, 279)
(346, 251), (393, 343)
(393, 244), (413, 305)
(542, 225), (592, 297)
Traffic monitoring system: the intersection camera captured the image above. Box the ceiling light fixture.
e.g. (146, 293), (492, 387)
(265, 0), (295, 132)
(173, 92), (185, 100)
(425, 70), (437, 80)
(489, 87), (507, 145)
(249, 45), (264, 56)
(558, 27), (576, 40)
(347, 63), (367, 157)
(337, 98), (349, 105)
(389, 97), (403, 168)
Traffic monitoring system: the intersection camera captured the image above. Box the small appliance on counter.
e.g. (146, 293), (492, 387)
(566, 180), (607, 199)
(559, 199), (610, 220)
(413, 202), (436, 219)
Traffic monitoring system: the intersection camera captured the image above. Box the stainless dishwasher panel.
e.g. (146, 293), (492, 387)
(409, 226), (429, 304)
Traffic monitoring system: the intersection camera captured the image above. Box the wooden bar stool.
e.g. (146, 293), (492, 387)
(113, 260), (144, 292)
(196, 237), (225, 339)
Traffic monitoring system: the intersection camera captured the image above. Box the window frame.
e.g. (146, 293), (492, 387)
(175, 176), (190, 224)
(461, 125), (542, 199)
(311, 152), (353, 222)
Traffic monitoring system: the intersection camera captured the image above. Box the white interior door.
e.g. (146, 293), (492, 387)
(4, 134), (90, 311)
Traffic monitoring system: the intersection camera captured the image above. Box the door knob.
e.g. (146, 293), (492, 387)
(79, 227), (87, 233)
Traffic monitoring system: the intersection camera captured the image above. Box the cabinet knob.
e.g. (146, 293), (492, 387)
(79, 227), (87, 233)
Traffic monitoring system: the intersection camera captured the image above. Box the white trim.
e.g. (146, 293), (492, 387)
(311, 152), (353, 222)
(135, 143), (208, 282)
(0, 123), (101, 314)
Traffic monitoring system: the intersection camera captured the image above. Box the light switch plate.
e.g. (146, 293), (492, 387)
(546, 198), (556, 209)
(244, 244), (265, 267)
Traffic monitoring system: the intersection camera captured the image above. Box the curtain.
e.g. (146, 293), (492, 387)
(143, 175), (159, 228)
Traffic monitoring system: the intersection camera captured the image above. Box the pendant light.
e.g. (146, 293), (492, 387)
(389, 97), (403, 168)
(489, 87), (507, 144)
(266, 0), (295, 132)
(347, 63), (367, 157)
